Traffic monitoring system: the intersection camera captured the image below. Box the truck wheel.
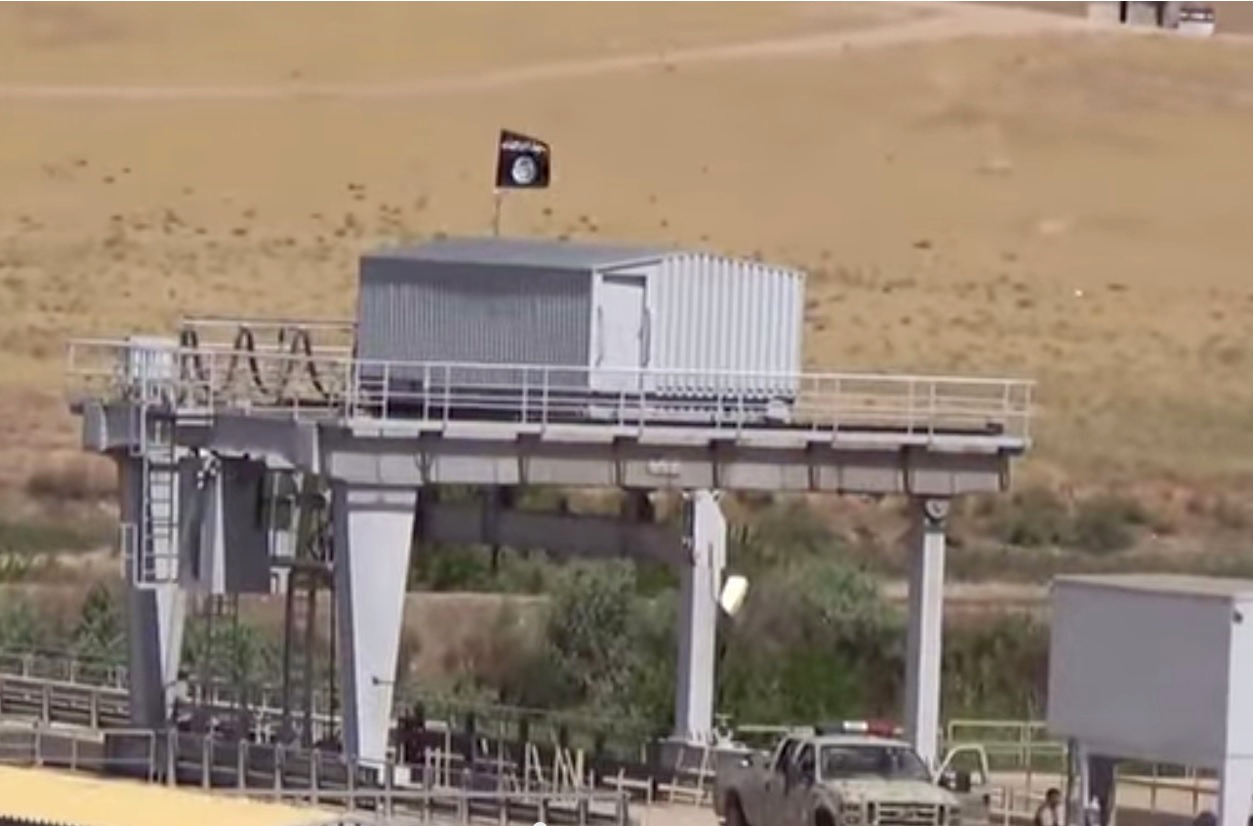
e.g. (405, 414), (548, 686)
(726, 794), (751, 826)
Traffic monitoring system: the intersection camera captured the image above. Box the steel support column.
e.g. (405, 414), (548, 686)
(904, 497), (948, 768)
(674, 490), (726, 744)
(332, 483), (417, 767)
(117, 457), (189, 728)
(1219, 754), (1252, 826)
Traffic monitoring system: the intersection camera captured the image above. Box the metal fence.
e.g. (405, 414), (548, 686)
(946, 719), (1218, 820)
(0, 648), (654, 761)
(0, 649), (1218, 823)
(65, 337), (1034, 442)
(0, 721), (629, 826)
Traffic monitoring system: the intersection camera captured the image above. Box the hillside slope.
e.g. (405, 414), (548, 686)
(0, 1), (1248, 497)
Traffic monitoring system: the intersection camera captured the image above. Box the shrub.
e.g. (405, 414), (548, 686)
(943, 615), (1048, 718)
(73, 582), (125, 662)
(1072, 494), (1144, 554)
(0, 554), (43, 583)
(1211, 495), (1252, 531)
(719, 557), (898, 723)
(0, 597), (60, 651)
(24, 456), (117, 501)
(729, 498), (843, 574)
(0, 518), (112, 554)
(988, 487), (1071, 548)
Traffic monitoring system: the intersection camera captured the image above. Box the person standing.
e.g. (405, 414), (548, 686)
(1034, 788), (1063, 826)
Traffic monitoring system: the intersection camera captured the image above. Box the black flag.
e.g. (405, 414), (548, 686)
(494, 129), (551, 190)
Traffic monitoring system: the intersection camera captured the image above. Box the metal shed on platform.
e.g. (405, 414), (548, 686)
(1047, 574), (1252, 826)
(354, 237), (805, 409)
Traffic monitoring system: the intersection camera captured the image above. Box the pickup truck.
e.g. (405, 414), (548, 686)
(713, 723), (991, 826)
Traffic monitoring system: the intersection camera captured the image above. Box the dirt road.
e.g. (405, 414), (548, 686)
(0, 3), (1140, 103)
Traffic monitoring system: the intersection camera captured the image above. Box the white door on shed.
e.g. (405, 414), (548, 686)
(596, 274), (647, 392)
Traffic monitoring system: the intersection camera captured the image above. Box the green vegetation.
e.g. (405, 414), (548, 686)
(72, 582), (126, 663)
(182, 610), (283, 691)
(966, 486), (1152, 555)
(3, 489), (1244, 743)
(419, 502), (1051, 735)
(0, 516), (113, 555)
(0, 596), (63, 651)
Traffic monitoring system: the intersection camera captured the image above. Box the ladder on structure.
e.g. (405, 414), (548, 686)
(279, 473), (334, 748)
(666, 741), (715, 805)
(124, 401), (183, 588)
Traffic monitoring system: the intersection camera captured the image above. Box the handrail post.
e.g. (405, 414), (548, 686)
(521, 367), (529, 424)
(1022, 723), (1032, 789)
(907, 377), (916, 434)
(443, 365), (452, 425)
(423, 363), (431, 421)
(385, 758), (395, 818)
(343, 356), (355, 418)
(382, 361), (391, 420)
(201, 732), (211, 789)
(311, 748), (320, 806)
(542, 367), (550, 428)
(347, 755), (357, 812)
(167, 727), (177, 786)
(928, 379), (937, 437)
(274, 742), (283, 794)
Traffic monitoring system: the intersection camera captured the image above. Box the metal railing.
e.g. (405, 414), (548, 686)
(946, 719), (1218, 820)
(0, 720), (629, 826)
(0, 656), (1220, 823)
(0, 650), (1218, 820)
(65, 336), (1034, 442)
(0, 649), (655, 759)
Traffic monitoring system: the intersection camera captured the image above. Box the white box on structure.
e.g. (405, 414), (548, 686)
(1047, 574), (1251, 824)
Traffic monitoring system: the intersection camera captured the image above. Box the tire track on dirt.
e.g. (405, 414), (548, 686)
(0, 4), (1115, 103)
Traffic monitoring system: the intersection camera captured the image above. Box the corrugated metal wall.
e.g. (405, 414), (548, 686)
(355, 247), (805, 402)
(357, 258), (592, 387)
(639, 253), (803, 398)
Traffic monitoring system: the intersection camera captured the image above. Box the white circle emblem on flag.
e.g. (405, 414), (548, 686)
(511, 155), (538, 185)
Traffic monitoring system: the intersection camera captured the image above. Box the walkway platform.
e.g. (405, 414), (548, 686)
(66, 332), (1034, 495)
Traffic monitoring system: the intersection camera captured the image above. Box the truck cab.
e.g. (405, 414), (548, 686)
(715, 722), (991, 826)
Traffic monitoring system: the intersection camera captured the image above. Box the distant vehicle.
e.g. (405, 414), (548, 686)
(714, 721), (992, 826)
(1176, 4), (1216, 36)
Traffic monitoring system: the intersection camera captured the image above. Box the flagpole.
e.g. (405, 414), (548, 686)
(491, 189), (505, 237)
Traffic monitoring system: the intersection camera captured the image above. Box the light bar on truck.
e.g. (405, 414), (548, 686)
(817, 720), (904, 738)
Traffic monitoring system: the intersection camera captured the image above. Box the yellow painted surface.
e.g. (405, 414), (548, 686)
(0, 765), (334, 826)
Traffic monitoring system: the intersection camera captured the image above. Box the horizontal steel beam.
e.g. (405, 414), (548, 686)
(418, 500), (685, 567)
(80, 404), (1014, 496)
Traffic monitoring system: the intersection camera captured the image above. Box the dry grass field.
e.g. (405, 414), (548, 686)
(0, 1), (1248, 507)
